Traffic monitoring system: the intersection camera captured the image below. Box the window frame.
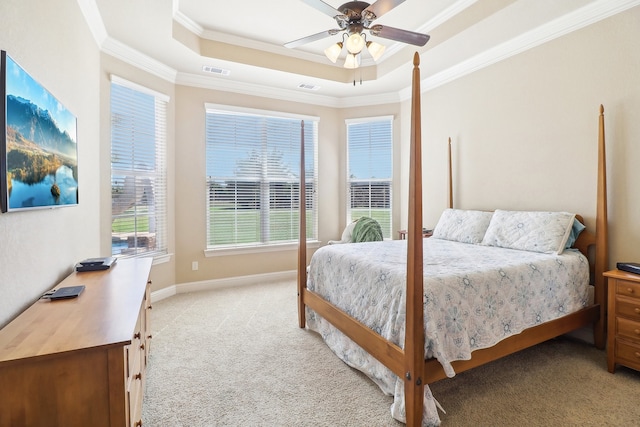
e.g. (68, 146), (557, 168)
(345, 115), (394, 239)
(204, 104), (319, 256)
(110, 75), (169, 260)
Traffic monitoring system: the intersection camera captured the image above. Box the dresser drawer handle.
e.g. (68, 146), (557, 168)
(635, 308), (640, 314)
(134, 332), (141, 339)
(636, 352), (640, 359)
(628, 288), (635, 294)
(134, 373), (142, 380)
(635, 329), (640, 335)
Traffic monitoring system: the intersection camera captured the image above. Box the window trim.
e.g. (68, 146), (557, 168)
(205, 103), (318, 123)
(110, 75), (169, 259)
(205, 104), (319, 252)
(345, 115), (394, 239)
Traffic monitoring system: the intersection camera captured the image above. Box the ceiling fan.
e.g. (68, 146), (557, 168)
(284, 0), (430, 69)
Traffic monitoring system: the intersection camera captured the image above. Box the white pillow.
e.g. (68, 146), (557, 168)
(328, 220), (357, 245)
(481, 210), (575, 254)
(432, 209), (494, 244)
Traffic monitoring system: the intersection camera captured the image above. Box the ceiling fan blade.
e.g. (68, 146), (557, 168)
(369, 25), (430, 46)
(284, 29), (341, 49)
(300, 0), (342, 18)
(364, 0), (406, 20)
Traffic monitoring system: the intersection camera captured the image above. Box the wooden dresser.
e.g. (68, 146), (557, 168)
(604, 269), (640, 373)
(0, 257), (153, 427)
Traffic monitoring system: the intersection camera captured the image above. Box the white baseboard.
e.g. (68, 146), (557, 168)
(150, 270), (296, 303)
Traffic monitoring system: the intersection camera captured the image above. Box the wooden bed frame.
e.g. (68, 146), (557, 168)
(297, 52), (608, 426)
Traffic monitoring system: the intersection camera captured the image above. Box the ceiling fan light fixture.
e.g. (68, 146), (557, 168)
(345, 32), (365, 55)
(366, 40), (386, 61)
(343, 53), (361, 69)
(324, 42), (343, 63)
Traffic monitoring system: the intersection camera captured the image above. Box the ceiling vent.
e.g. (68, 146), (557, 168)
(298, 83), (320, 91)
(202, 65), (230, 76)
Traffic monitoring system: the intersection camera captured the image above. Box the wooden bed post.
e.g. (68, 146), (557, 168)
(404, 52), (425, 427)
(593, 105), (608, 348)
(298, 120), (307, 329)
(448, 137), (453, 209)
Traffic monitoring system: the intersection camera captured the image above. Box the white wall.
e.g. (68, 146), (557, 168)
(0, 0), (101, 327)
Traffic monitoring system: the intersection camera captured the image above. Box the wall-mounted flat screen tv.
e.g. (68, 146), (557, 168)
(0, 50), (78, 212)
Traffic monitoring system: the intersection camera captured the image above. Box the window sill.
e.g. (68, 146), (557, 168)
(152, 253), (173, 265)
(115, 252), (172, 265)
(204, 240), (321, 257)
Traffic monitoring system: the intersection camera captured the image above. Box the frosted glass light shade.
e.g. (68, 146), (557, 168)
(366, 41), (386, 61)
(343, 53), (361, 69)
(324, 42), (343, 63)
(345, 33), (365, 54)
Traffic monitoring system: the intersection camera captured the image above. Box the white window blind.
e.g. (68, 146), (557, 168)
(205, 106), (318, 249)
(346, 116), (393, 238)
(110, 77), (168, 257)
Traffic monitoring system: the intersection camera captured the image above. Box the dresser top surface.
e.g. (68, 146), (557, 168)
(604, 269), (640, 282)
(0, 257), (152, 363)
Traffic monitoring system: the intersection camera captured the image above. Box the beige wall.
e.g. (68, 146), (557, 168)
(0, 0), (101, 327)
(1, 1), (638, 326)
(403, 6), (640, 266)
(173, 86), (402, 283)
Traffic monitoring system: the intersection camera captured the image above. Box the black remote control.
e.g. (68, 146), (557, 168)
(617, 262), (640, 275)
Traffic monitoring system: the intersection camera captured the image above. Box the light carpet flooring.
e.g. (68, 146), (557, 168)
(142, 280), (640, 426)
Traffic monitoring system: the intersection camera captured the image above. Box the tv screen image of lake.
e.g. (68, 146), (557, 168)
(4, 53), (78, 211)
(9, 165), (77, 209)
(4, 93), (78, 211)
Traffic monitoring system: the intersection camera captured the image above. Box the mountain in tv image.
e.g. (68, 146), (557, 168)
(5, 94), (78, 210)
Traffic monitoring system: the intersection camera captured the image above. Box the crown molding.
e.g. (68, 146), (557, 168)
(171, 0), (481, 70)
(78, 0), (178, 82)
(102, 37), (178, 82)
(176, 71), (339, 106)
(84, 0), (640, 108)
(172, 7), (203, 35)
(76, 0), (108, 46)
(399, 0), (640, 101)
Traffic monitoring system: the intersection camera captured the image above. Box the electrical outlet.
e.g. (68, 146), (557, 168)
(191, 261), (198, 271)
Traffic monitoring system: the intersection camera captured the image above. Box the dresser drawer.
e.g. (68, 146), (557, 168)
(617, 297), (640, 321)
(615, 339), (640, 370)
(616, 317), (640, 342)
(616, 279), (640, 298)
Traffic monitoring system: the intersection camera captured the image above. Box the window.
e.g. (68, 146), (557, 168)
(110, 76), (168, 257)
(346, 116), (393, 238)
(206, 105), (318, 250)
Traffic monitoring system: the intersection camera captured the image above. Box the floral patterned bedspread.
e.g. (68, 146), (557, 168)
(306, 238), (590, 426)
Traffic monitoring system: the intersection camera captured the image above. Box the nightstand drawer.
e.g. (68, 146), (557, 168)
(615, 339), (640, 369)
(616, 279), (640, 298)
(617, 297), (640, 321)
(617, 317), (640, 342)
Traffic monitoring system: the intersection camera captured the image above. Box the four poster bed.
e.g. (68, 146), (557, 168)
(297, 53), (608, 426)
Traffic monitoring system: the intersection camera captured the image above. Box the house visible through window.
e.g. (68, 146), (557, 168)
(346, 116), (393, 238)
(110, 76), (168, 257)
(205, 105), (318, 250)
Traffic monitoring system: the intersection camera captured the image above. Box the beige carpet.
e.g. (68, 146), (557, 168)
(142, 280), (640, 426)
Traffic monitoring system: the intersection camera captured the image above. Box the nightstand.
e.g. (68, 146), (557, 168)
(398, 229), (433, 240)
(604, 269), (640, 373)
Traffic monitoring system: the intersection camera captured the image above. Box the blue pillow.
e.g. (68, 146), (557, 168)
(565, 218), (586, 248)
